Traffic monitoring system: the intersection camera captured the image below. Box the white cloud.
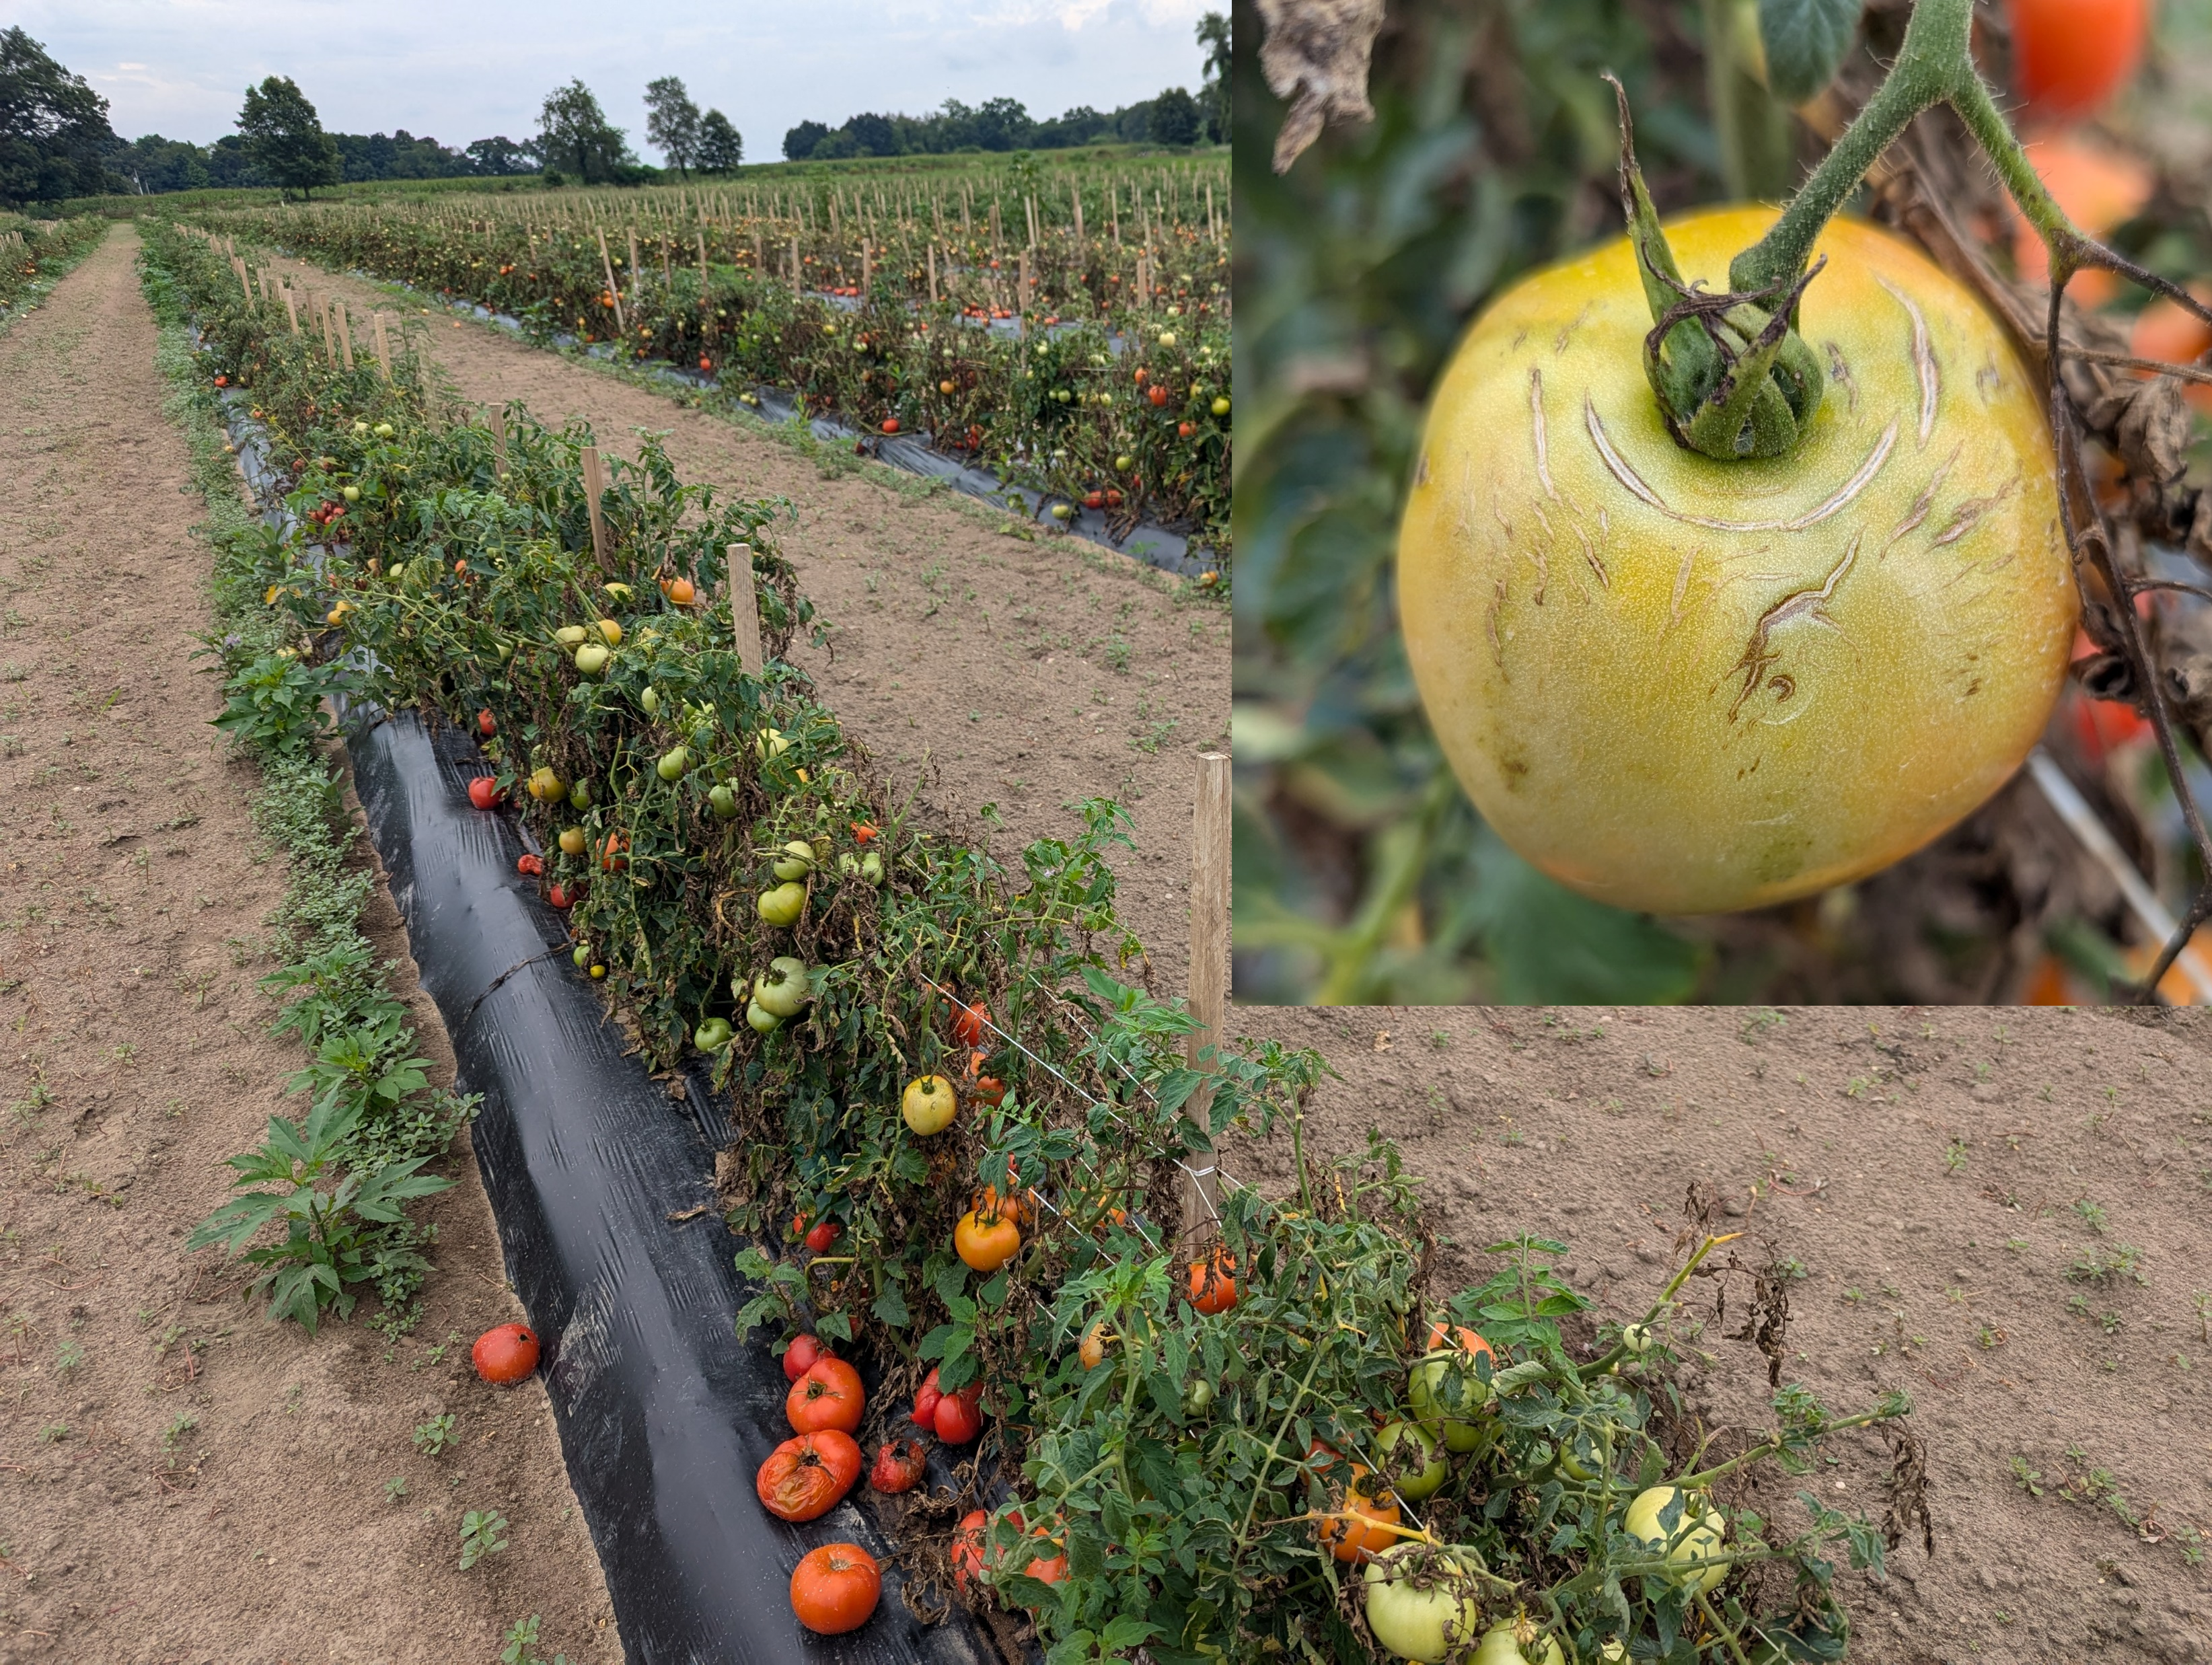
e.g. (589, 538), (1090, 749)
(17, 0), (1218, 153)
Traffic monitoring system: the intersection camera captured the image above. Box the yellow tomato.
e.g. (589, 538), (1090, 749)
(1623, 1485), (1728, 1593)
(1399, 208), (2075, 915)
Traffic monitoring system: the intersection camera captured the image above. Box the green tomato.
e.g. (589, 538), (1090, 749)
(708, 782), (740, 821)
(554, 624), (589, 647)
(752, 955), (811, 1019)
(1182, 1378), (1215, 1416)
(342, 484), (361, 503)
(1623, 1486), (1728, 1594)
(655, 745), (692, 782)
(572, 945), (591, 968)
(1408, 1351), (1494, 1454)
(1556, 1430), (1602, 1483)
(1211, 396), (1231, 417)
(860, 851), (883, 885)
(757, 881), (806, 927)
(641, 686), (661, 717)
(692, 1016), (733, 1052)
(771, 840), (816, 881)
(569, 780), (593, 809)
(574, 642), (610, 675)
(1375, 1419), (1448, 1502)
(1471, 1626), (1563, 1665)
(373, 422), (394, 438)
(1114, 453), (1133, 472)
(745, 998), (781, 1034)
(1622, 1322), (1656, 1356)
(1361, 1545), (1485, 1665)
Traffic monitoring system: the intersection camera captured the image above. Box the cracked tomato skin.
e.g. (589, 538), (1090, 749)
(1398, 207), (2076, 915)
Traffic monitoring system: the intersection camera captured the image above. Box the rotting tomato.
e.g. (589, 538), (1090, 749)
(471, 1322), (539, 1384)
(950, 1508), (990, 1594)
(869, 1438), (928, 1493)
(516, 853), (542, 877)
(787, 1356), (865, 1435)
(782, 1333), (830, 1382)
(2005, 0), (2148, 124)
(1187, 1251), (1237, 1315)
(1362, 1543), (1485, 1664)
(1317, 1466), (1401, 1563)
(1399, 207), (2075, 916)
(547, 881), (577, 911)
(466, 776), (500, 811)
(757, 1430), (864, 1522)
(476, 708), (496, 737)
(951, 998), (988, 1047)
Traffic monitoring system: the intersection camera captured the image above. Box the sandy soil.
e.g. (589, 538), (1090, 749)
(1225, 1003), (2212, 1664)
(260, 248), (1226, 997)
(0, 227), (618, 1665)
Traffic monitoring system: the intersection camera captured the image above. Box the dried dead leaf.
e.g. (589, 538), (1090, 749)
(1257, 0), (1388, 173)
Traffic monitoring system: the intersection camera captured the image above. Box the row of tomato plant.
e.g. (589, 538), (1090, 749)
(176, 201), (1232, 557)
(148, 215), (1906, 1663)
(1, 213), (110, 318)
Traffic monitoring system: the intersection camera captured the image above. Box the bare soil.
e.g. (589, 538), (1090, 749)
(262, 250), (1228, 995)
(0, 228), (618, 1664)
(1225, 1002), (2212, 1664)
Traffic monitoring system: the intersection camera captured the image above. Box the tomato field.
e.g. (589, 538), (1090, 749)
(96, 212), (1956, 1662)
(178, 150), (1232, 558)
(1233, 0), (2212, 1007)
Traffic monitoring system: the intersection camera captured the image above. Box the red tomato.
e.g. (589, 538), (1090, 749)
(517, 853), (543, 877)
(851, 821), (877, 844)
(869, 1438), (928, 1493)
(951, 999), (988, 1047)
(2007, 0), (2148, 123)
(805, 1218), (841, 1253)
(782, 1333), (830, 1382)
(912, 1366), (943, 1430)
(790, 1542), (880, 1635)
(1105, 488), (1124, 507)
(787, 1356), (865, 1435)
(934, 1382), (982, 1445)
(1178, 421), (1195, 438)
(471, 1323), (539, 1384)
(950, 1508), (990, 1594)
(1084, 491), (1104, 510)
(213, 374), (228, 387)
(882, 418), (900, 435)
(548, 881), (577, 910)
(467, 776), (500, 811)
(698, 356), (712, 372)
(756, 1429), (863, 1522)
(599, 831), (626, 873)
(1148, 384), (1169, 407)
(971, 1075), (1007, 1109)
(477, 708), (496, 736)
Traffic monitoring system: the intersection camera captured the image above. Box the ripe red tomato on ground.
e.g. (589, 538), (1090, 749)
(934, 1382), (982, 1445)
(756, 1430), (863, 1522)
(882, 417), (900, 434)
(787, 1356), (865, 1435)
(472, 1323), (539, 1384)
(2007, 0), (2147, 123)
(790, 1542), (881, 1635)
(466, 776), (500, 811)
(782, 1333), (830, 1383)
(869, 1439), (928, 1493)
(547, 881), (577, 910)
(517, 853), (543, 877)
(477, 708), (496, 736)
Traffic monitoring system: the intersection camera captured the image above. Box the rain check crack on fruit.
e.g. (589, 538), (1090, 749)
(1399, 209), (2076, 916)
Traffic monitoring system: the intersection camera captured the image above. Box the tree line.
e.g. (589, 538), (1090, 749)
(0, 22), (1225, 209)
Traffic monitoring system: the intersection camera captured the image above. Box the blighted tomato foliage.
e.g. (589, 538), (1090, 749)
(152, 215), (1923, 1662)
(185, 196), (1232, 556)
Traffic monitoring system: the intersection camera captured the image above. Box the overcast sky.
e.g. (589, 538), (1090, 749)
(23, 0), (1218, 155)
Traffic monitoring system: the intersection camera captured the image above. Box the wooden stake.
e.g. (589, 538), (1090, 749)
(373, 311), (393, 379)
(489, 406), (508, 477)
(336, 300), (355, 369)
(927, 240), (937, 304)
(281, 285), (299, 334)
(1181, 751), (1231, 1250)
(581, 445), (612, 570)
(728, 544), (763, 675)
(596, 227), (626, 334)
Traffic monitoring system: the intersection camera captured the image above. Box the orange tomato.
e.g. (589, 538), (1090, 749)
(2128, 289), (2212, 416)
(955, 1209), (1021, 1273)
(2007, 0), (2149, 124)
(788, 1541), (880, 1635)
(1187, 1252), (1238, 1316)
(2010, 135), (2151, 309)
(1317, 1467), (1401, 1563)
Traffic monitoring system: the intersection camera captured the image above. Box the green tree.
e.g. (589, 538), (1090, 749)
(536, 79), (631, 184)
(1197, 11), (1230, 143)
(696, 110), (743, 173)
(237, 76), (339, 200)
(0, 27), (122, 207)
(643, 75), (701, 177)
(1148, 85), (1201, 147)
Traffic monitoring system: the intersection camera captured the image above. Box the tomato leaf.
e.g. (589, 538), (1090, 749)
(815, 1310), (853, 1343)
(871, 1279), (910, 1327)
(1757, 0), (1860, 104)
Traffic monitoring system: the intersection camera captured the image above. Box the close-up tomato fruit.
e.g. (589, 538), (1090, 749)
(1398, 209), (2074, 916)
(933, 1381), (982, 1444)
(786, 1355), (865, 1435)
(868, 1438), (928, 1493)
(954, 1208), (1021, 1273)
(781, 1333), (829, 1382)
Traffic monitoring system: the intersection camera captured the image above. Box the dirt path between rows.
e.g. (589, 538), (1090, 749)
(261, 248), (1224, 995)
(0, 226), (618, 1665)
(1227, 1004), (2211, 1665)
